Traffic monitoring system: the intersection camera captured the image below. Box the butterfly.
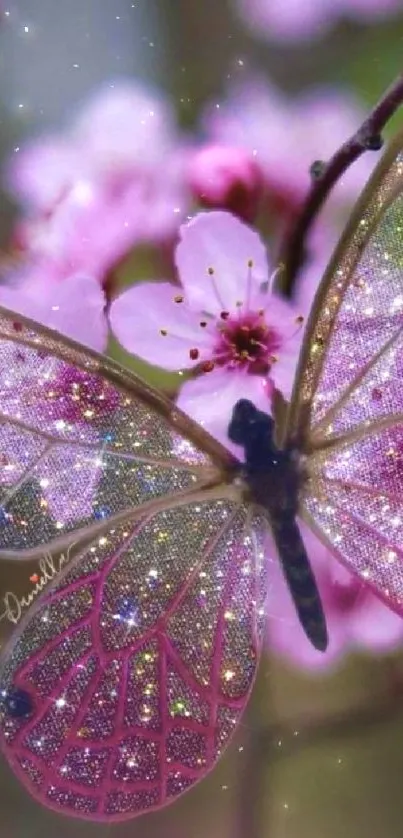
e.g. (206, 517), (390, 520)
(1, 130), (403, 824)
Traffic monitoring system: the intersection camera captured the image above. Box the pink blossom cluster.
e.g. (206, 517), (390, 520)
(2, 77), (402, 671)
(1, 81), (187, 350)
(1, 76), (373, 349)
(202, 73), (374, 241)
(235, 0), (401, 43)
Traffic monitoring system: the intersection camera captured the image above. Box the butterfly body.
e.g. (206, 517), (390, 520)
(229, 399), (328, 651)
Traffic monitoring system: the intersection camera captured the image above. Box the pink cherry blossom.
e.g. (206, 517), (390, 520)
(110, 211), (305, 449)
(267, 522), (403, 670)
(203, 75), (375, 242)
(235, 0), (401, 43)
(188, 143), (264, 222)
(6, 81), (187, 284)
(0, 262), (108, 351)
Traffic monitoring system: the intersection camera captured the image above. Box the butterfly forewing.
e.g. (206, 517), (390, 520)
(0, 307), (234, 559)
(309, 327), (403, 441)
(287, 131), (403, 614)
(0, 497), (268, 821)
(285, 132), (403, 444)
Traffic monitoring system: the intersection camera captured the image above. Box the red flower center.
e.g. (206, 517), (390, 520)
(213, 311), (281, 374)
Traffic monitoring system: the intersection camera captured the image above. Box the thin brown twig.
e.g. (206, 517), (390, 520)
(278, 72), (403, 297)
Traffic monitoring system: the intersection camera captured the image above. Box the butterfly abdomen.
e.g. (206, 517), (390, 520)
(270, 514), (328, 652)
(228, 399), (328, 652)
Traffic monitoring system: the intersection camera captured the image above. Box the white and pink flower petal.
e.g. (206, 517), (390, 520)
(0, 272), (107, 352)
(109, 282), (215, 370)
(176, 211), (269, 314)
(6, 138), (79, 211)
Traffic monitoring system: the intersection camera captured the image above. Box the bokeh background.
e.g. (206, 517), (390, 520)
(2, 1), (403, 836)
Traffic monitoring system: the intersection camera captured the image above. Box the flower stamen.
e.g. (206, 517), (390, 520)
(287, 316), (305, 341)
(202, 360), (215, 373)
(207, 265), (226, 310)
(246, 258), (254, 308)
(259, 267), (282, 300)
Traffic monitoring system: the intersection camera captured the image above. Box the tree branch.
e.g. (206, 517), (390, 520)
(278, 72), (403, 297)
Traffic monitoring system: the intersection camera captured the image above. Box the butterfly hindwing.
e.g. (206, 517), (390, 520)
(301, 419), (403, 611)
(0, 497), (268, 821)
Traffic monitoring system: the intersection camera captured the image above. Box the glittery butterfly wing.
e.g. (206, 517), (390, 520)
(0, 305), (235, 560)
(0, 305), (270, 820)
(284, 130), (403, 614)
(0, 489), (268, 821)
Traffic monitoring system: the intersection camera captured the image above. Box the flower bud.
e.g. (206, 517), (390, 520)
(189, 144), (264, 223)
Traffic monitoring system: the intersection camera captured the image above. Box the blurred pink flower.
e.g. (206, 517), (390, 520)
(7, 81), (187, 283)
(0, 263), (107, 351)
(267, 522), (403, 670)
(110, 211), (306, 449)
(203, 75), (375, 242)
(188, 144), (264, 222)
(235, 0), (401, 42)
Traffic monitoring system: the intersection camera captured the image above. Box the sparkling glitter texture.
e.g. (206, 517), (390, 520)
(304, 424), (403, 611)
(294, 142), (403, 615)
(297, 148), (403, 430)
(0, 308), (223, 554)
(0, 501), (268, 821)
